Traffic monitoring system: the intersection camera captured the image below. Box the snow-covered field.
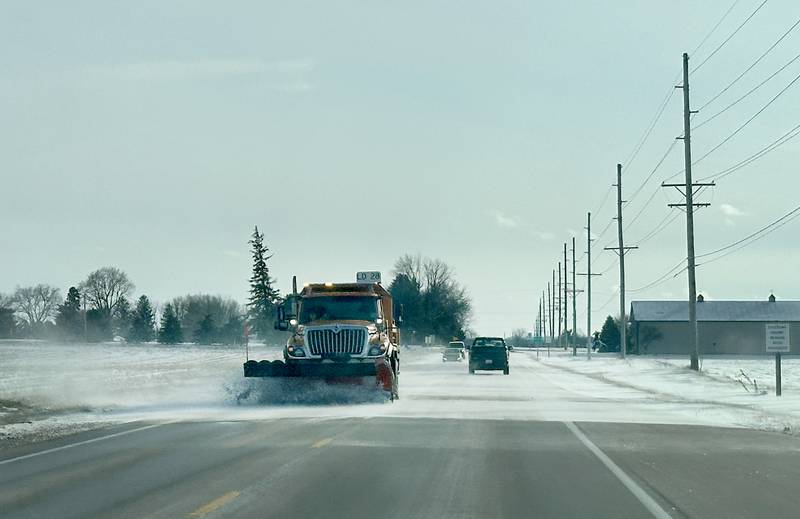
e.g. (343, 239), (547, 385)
(4, 340), (800, 449)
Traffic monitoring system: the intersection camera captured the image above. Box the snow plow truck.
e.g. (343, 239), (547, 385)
(243, 272), (400, 400)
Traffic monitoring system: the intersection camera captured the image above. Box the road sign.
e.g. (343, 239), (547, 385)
(356, 271), (381, 284)
(766, 323), (790, 353)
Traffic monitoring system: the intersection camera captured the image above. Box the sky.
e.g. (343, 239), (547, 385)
(2, 1), (800, 337)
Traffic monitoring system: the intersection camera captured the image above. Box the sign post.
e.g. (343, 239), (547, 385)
(766, 323), (791, 396)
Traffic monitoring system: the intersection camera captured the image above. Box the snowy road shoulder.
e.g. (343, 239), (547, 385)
(5, 341), (800, 451)
(533, 350), (800, 434)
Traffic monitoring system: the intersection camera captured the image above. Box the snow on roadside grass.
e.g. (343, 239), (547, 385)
(0, 340), (254, 410)
(537, 350), (800, 433)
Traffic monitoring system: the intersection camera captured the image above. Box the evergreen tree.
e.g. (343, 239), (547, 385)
(129, 295), (156, 343)
(0, 308), (16, 339)
(194, 314), (217, 345)
(247, 226), (280, 337)
(598, 315), (620, 352)
(158, 303), (183, 344)
(56, 287), (83, 341)
(86, 308), (112, 342)
(219, 315), (245, 345)
(113, 296), (132, 338)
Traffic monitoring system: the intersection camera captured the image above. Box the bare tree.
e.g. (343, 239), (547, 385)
(13, 284), (62, 326)
(80, 267), (135, 313)
(423, 258), (454, 292)
(393, 254), (424, 289)
(390, 255), (472, 340)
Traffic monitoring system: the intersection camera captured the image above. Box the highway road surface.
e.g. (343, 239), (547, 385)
(2, 350), (800, 518)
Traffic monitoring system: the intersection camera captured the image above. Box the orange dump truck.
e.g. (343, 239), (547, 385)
(243, 272), (400, 400)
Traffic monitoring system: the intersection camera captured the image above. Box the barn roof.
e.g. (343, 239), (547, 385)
(630, 300), (800, 322)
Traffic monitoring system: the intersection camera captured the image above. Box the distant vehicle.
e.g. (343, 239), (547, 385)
(442, 341), (465, 362)
(469, 337), (509, 375)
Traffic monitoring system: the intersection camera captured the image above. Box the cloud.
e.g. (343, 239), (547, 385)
(92, 58), (314, 82)
(493, 211), (518, 228)
(532, 230), (555, 241)
(719, 203), (745, 217)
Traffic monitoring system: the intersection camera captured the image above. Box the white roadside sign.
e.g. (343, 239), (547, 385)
(766, 323), (791, 353)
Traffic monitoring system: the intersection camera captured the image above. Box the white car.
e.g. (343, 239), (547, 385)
(442, 341), (466, 362)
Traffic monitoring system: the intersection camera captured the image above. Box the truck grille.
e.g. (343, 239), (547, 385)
(306, 326), (367, 356)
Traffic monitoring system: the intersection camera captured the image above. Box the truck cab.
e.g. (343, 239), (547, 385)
(282, 282), (398, 365)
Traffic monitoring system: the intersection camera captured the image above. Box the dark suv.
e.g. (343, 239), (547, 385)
(468, 337), (509, 375)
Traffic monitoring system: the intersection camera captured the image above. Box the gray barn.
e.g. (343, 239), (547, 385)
(630, 297), (800, 355)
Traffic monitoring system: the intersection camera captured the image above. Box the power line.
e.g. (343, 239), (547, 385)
(628, 257), (688, 293)
(693, 51), (800, 131)
(590, 185), (614, 223)
(696, 203), (800, 263)
(593, 216), (616, 244)
(631, 210), (681, 246)
(596, 258), (618, 275)
(625, 138), (681, 206)
(691, 0), (769, 74)
(619, 1), (740, 185)
(700, 121), (800, 181)
(666, 67), (800, 181)
(623, 87), (677, 170)
(624, 186), (660, 231)
(697, 16), (800, 112)
(595, 291), (618, 313)
(690, 0), (744, 58)
(692, 69), (800, 164)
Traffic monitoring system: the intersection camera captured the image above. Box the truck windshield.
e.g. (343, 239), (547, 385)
(299, 296), (379, 323)
(473, 339), (505, 347)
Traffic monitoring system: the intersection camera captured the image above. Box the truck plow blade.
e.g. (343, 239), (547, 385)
(243, 360), (378, 378)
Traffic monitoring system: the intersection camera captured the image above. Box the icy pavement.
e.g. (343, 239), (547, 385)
(3, 340), (800, 448)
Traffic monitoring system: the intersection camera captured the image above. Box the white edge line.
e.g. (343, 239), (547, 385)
(564, 421), (672, 519)
(0, 421), (174, 466)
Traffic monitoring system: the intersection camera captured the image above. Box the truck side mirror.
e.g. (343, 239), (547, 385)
(275, 305), (289, 331)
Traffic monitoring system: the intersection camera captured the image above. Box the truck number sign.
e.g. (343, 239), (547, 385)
(766, 323), (791, 353)
(356, 271), (381, 284)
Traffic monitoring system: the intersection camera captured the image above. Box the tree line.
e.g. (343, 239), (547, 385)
(388, 254), (472, 343)
(0, 226), (282, 345)
(1, 229), (473, 346)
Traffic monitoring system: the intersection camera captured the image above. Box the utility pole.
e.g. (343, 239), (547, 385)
(578, 212), (602, 359)
(547, 281), (553, 345)
(605, 164), (637, 358)
(551, 271), (556, 344)
(662, 52), (714, 371)
(571, 236), (578, 356)
(557, 262), (562, 348)
(563, 243), (569, 351)
(541, 291), (546, 342)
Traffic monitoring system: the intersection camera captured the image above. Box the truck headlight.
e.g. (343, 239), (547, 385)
(288, 346), (306, 357)
(368, 345), (387, 356)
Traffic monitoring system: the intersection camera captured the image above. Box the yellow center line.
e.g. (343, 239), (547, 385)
(311, 437), (333, 449)
(188, 490), (241, 518)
